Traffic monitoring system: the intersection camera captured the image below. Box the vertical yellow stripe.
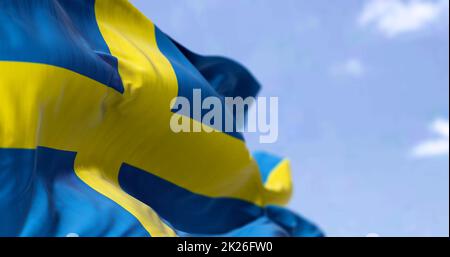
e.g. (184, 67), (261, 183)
(71, 0), (179, 236)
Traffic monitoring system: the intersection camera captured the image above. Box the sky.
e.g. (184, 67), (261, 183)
(130, 0), (449, 236)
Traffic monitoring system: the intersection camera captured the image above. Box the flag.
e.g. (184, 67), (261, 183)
(0, 0), (322, 237)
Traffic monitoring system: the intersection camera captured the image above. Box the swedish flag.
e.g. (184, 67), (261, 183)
(0, 0), (322, 237)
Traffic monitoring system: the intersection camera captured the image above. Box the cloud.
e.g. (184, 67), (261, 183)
(359, 0), (449, 37)
(331, 58), (365, 78)
(412, 118), (449, 158)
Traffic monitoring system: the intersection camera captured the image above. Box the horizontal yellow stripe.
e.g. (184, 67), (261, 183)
(0, 61), (265, 204)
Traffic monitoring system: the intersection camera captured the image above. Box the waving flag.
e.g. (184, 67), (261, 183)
(0, 0), (322, 237)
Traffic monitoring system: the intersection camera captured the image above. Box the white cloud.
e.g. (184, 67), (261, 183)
(359, 0), (449, 37)
(412, 118), (449, 158)
(331, 58), (365, 78)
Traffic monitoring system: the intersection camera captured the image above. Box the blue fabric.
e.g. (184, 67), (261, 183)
(155, 27), (261, 140)
(0, 147), (148, 236)
(119, 163), (264, 234)
(0, 0), (123, 92)
(119, 161), (323, 237)
(0, 147), (322, 237)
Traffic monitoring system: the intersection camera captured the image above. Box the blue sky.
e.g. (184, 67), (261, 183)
(130, 0), (449, 236)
